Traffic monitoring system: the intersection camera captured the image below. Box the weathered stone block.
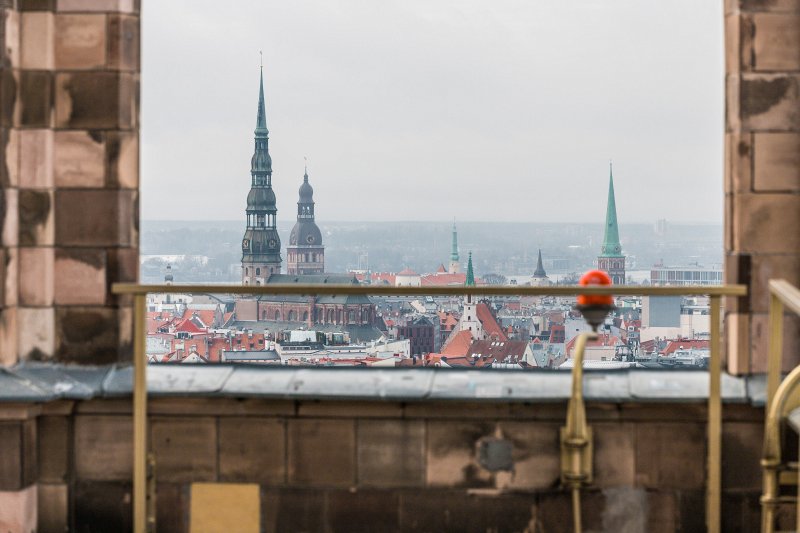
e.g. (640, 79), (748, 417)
(38, 483), (68, 533)
(593, 422), (636, 487)
(17, 306), (55, 360)
(20, 12), (54, 69)
(38, 416), (70, 483)
(55, 71), (135, 129)
(287, 418), (355, 487)
(635, 423), (705, 489)
(0, 484), (37, 533)
(498, 420), (560, 490)
(55, 14), (106, 69)
(0, 308), (19, 366)
(74, 481), (132, 533)
(725, 131), (751, 194)
(1, 188), (19, 249)
(151, 417), (217, 483)
(18, 189), (54, 246)
(3, 11), (21, 70)
(723, 422), (764, 490)
(54, 130), (105, 187)
(155, 483), (188, 533)
(733, 193), (800, 253)
(749, 253), (800, 313)
(2, 246), (17, 308)
(54, 247), (106, 305)
(727, 312), (752, 375)
(750, 312), (800, 372)
(740, 74), (800, 131)
(262, 489), (326, 533)
(54, 189), (133, 246)
(357, 419), (425, 487)
(752, 14), (800, 71)
(106, 130), (138, 188)
(219, 417), (285, 484)
(327, 490), (400, 533)
(754, 132), (800, 192)
(426, 420), (493, 487)
(19, 0), (57, 10)
(74, 415), (132, 480)
(108, 14), (139, 71)
(19, 70), (53, 128)
(741, 0), (800, 12)
(0, 424), (26, 490)
(106, 247), (138, 285)
(57, 0), (136, 12)
(55, 305), (122, 363)
(18, 246), (54, 306)
(3, 128), (20, 188)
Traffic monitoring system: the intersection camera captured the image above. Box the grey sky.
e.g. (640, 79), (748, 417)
(142, 0), (723, 224)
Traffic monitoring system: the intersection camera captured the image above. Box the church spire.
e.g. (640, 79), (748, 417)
(450, 221), (459, 262)
(533, 249), (547, 278)
(255, 64), (268, 135)
(465, 251), (475, 287)
(601, 162), (622, 257)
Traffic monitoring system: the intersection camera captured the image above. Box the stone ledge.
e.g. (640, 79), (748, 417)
(0, 363), (773, 405)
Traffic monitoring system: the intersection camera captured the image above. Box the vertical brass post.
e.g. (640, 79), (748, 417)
(707, 295), (722, 533)
(561, 331), (597, 533)
(767, 293), (784, 414)
(761, 290), (784, 533)
(133, 293), (147, 533)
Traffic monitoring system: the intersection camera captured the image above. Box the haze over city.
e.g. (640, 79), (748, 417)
(142, 0), (724, 224)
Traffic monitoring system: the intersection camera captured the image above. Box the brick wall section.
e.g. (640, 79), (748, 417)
(0, 0), (139, 366)
(725, 0), (800, 373)
(5, 398), (772, 532)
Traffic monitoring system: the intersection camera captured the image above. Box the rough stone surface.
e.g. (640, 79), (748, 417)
(74, 415), (131, 480)
(151, 417), (217, 483)
(357, 419), (425, 487)
(219, 417), (285, 484)
(287, 419), (355, 487)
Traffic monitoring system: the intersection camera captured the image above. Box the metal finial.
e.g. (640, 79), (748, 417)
(259, 50), (263, 70)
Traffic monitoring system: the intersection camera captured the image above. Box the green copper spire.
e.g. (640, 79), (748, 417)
(255, 65), (268, 136)
(465, 251), (475, 287)
(450, 222), (459, 262)
(600, 163), (623, 257)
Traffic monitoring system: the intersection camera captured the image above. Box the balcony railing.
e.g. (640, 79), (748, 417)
(113, 282), (747, 533)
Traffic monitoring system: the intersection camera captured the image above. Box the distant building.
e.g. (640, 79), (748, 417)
(396, 316), (435, 356)
(241, 68), (282, 284)
(597, 163), (626, 284)
(287, 166), (325, 275)
(650, 265), (723, 286)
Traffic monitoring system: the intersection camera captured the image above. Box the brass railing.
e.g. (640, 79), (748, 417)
(112, 282), (746, 533)
(761, 279), (800, 533)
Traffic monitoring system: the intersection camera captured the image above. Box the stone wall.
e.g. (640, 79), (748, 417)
(0, 398), (780, 532)
(725, 0), (800, 373)
(0, 0), (139, 366)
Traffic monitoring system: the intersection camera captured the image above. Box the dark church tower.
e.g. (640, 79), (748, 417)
(287, 166), (324, 274)
(241, 68), (282, 285)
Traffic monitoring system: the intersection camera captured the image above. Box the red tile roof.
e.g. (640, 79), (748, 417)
(476, 303), (507, 341)
(441, 330), (473, 356)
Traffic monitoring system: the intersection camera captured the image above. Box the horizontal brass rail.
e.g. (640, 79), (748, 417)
(113, 283), (747, 297)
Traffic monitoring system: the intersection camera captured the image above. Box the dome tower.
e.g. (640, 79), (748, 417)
(287, 165), (325, 274)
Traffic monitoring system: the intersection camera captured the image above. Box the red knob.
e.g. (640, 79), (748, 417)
(577, 269), (613, 306)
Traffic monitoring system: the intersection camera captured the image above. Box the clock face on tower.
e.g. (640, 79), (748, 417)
(242, 238), (250, 251)
(306, 235), (315, 244)
(268, 239), (277, 248)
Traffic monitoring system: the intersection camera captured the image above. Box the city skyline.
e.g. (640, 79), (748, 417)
(142, 0), (724, 224)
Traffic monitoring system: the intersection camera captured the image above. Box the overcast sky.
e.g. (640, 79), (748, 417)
(141, 0), (723, 224)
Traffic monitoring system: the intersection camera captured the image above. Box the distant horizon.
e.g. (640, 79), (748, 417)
(141, 218), (723, 227)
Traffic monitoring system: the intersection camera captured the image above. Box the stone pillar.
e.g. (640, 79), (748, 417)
(725, 1), (800, 373)
(0, 0), (139, 366)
